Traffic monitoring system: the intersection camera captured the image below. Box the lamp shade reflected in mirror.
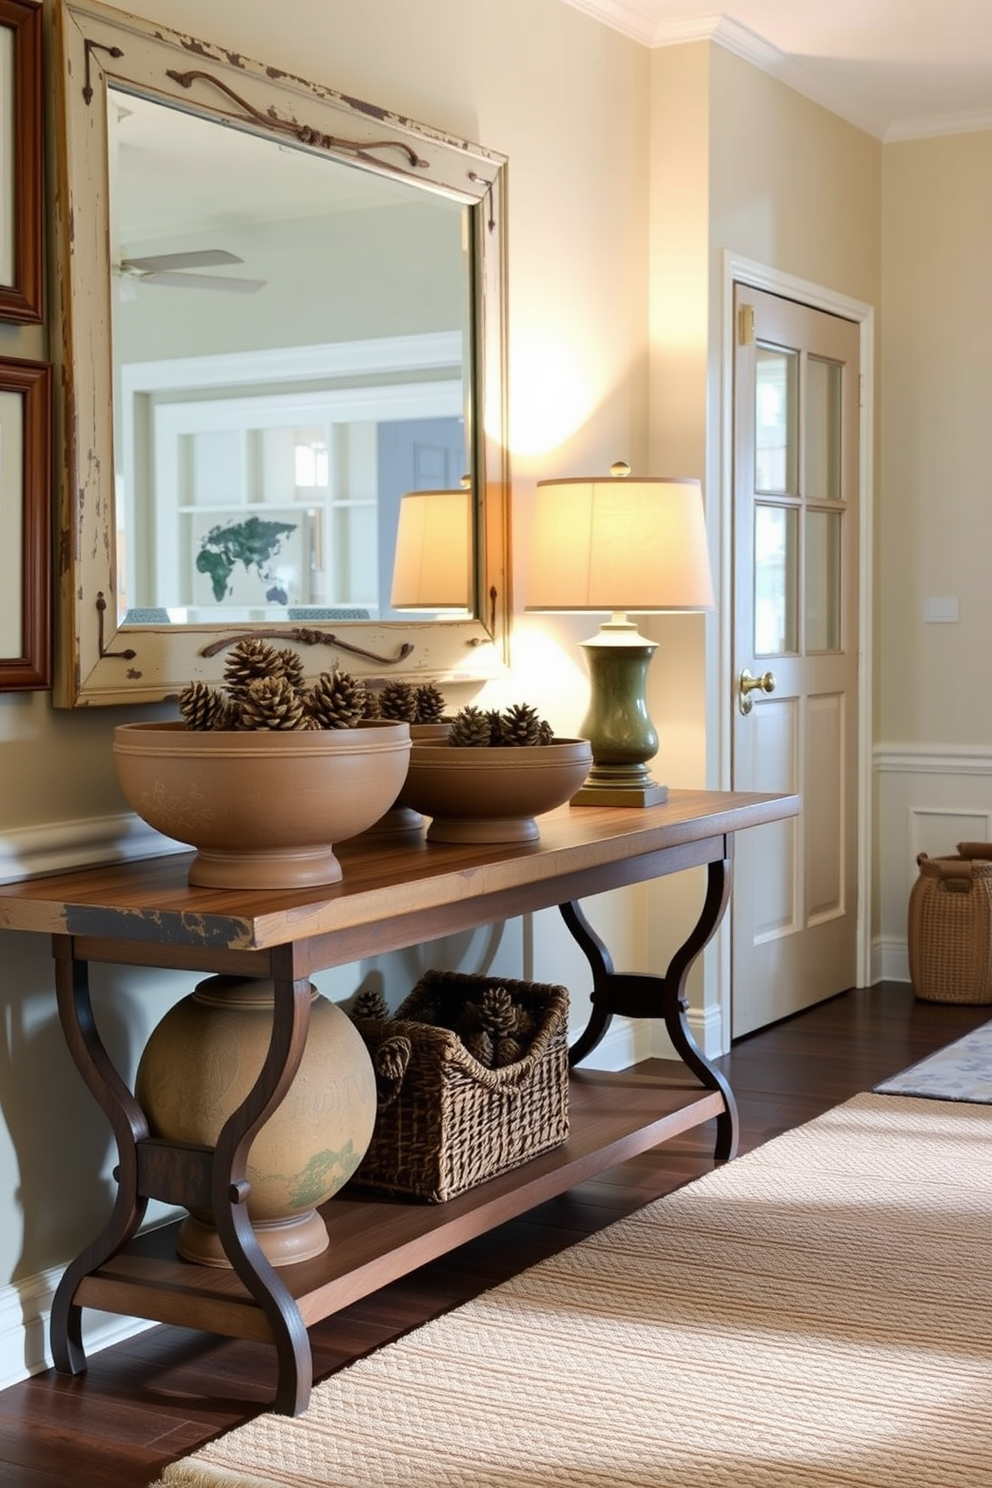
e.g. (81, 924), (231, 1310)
(390, 487), (473, 612)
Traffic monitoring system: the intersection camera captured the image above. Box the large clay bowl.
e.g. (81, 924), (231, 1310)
(396, 737), (593, 844)
(113, 719), (411, 888)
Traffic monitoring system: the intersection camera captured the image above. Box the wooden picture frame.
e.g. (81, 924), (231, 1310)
(0, 0), (42, 323)
(0, 357), (51, 689)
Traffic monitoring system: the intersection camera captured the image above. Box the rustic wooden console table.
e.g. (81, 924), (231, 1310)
(0, 788), (798, 1415)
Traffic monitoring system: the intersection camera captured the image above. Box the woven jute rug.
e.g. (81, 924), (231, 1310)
(150, 1093), (992, 1488)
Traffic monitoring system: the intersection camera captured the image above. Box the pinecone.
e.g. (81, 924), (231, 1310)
(462, 1028), (495, 1067)
(485, 708), (505, 744)
(538, 719), (555, 745)
(478, 985), (519, 1036)
(494, 1035), (524, 1068)
(178, 681), (235, 731)
(447, 705), (493, 747)
(361, 689), (383, 719)
(352, 987), (389, 1022)
(238, 675), (307, 730)
(378, 680), (418, 722)
(499, 702), (544, 746)
(275, 647), (306, 696)
(222, 638), (284, 699)
(372, 1034), (412, 1106)
(413, 682), (446, 723)
(305, 668), (367, 729)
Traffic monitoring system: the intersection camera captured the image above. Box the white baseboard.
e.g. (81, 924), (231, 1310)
(0, 1265), (156, 1391)
(568, 1010), (724, 1068)
(875, 935), (910, 985)
(0, 812), (184, 884)
(568, 1015), (651, 1071)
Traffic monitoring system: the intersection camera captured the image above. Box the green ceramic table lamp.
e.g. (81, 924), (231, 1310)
(526, 462), (714, 806)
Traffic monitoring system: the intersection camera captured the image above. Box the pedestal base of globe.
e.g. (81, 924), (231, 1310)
(135, 975), (378, 1268)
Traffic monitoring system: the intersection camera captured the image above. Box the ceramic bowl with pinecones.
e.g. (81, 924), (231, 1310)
(395, 702), (592, 844)
(112, 640), (413, 889)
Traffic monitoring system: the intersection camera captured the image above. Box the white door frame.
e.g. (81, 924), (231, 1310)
(708, 251), (875, 1055)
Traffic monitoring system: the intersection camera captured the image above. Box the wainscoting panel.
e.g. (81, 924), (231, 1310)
(874, 744), (992, 982)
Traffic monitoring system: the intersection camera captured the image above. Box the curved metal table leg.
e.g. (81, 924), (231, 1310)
(50, 938), (150, 1376)
(561, 853), (739, 1160)
(50, 936), (314, 1415)
(207, 952), (314, 1416)
(560, 900), (616, 1067)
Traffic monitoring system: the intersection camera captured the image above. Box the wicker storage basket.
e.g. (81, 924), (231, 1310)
(349, 969), (570, 1202)
(908, 842), (992, 1004)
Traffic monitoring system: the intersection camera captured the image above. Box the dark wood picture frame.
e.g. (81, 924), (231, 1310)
(0, 0), (42, 323)
(0, 356), (51, 689)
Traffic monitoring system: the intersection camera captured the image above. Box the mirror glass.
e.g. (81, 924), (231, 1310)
(53, 0), (510, 707)
(110, 90), (472, 626)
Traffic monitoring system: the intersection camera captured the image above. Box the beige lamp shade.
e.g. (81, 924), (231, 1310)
(526, 474), (714, 613)
(390, 487), (472, 610)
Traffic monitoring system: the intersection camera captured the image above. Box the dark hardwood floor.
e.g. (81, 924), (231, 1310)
(1, 982), (988, 1487)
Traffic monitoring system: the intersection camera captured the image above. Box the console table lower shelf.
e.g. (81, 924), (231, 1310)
(74, 1066), (723, 1337)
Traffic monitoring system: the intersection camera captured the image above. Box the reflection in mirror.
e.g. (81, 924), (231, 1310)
(110, 91), (472, 626)
(52, 0), (510, 706)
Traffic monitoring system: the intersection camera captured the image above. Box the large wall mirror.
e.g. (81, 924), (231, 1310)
(52, 0), (510, 706)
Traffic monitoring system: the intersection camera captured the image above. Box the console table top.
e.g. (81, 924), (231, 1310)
(0, 789), (798, 953)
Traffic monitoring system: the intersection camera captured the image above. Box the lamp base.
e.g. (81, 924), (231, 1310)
(571, 620), (666, 808)
(571, 761), (668, 808)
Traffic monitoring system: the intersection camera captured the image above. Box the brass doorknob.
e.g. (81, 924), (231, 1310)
(738, 667), (776, 716)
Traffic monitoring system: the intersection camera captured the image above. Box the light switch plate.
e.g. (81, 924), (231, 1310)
(923, 596), (959, 623)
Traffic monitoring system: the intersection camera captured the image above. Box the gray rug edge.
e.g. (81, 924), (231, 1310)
(873, 1015), (992, 1101)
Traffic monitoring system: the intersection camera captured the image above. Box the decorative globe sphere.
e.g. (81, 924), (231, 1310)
(135, 975), (378, 1267)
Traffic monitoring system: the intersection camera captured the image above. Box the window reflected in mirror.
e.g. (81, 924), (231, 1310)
(109, 89), (474, 626)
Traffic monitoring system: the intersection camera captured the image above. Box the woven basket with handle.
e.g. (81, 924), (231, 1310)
(348, 968), (570, 1202)
(907, 842), (992, 1004)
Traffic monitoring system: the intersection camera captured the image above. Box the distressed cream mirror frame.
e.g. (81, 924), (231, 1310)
(52, 0), (510, 707)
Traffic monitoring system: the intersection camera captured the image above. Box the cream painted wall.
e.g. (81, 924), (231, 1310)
(874, 130), (992, 981)
(708, 48), (882, 307)
(0, 0), (655, 1386)
(881, 132), (992, 746)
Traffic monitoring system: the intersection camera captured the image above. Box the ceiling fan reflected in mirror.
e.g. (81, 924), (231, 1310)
(116, 248), (266, 294)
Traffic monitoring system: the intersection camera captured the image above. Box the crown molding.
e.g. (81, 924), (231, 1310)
(561, 2), (889, 136)
(557, 0), (659, 45)
(561, 1), (992, 144)
(885, 107), (992, 142)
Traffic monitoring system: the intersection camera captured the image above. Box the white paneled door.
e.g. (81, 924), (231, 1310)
(731, 285), (861, 1038)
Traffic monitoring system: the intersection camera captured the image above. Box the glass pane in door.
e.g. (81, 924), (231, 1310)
(754, 502), (798, 655)
(806, 357), (842, 500)
(805, 508), (842, 651)
(755, 347), (798, 493)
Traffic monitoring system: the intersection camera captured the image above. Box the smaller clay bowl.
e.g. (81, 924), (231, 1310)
(361, 720), (453, 838)
(396, 738), (593, 844)
(113, 719), (411, 889)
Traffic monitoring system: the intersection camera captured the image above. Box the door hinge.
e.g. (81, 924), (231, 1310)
(738, 303), (755, 345)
